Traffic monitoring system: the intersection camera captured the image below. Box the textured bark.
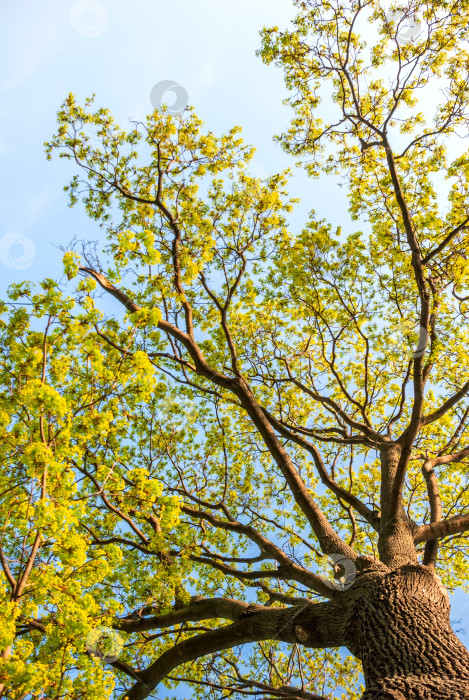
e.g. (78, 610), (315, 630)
(343, 565), (469, 699)
(378, 445), (419, 569)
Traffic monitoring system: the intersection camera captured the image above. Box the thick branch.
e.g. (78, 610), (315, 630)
(383, 139), (430, 520)
(414, 513), (469, 544)
(116, 597), (251, 633)
(421, 383), (469, 427)
(124, 602), (346, 700)
(422, 215), (469, 264)
(421, 460), (443, 567)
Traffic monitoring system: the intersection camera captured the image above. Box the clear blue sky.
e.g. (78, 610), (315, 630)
(1, 0), (468, 681)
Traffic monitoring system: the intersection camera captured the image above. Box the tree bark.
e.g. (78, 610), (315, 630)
(378, 444), (419, 569)
(343, 565), (469, 699)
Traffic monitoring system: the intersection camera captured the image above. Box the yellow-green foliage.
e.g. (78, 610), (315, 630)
(1, 2), (469, 697)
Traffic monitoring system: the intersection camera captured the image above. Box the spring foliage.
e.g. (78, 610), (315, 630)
(1, 1), (469, 698)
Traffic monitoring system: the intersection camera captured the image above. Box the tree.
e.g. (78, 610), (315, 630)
(1, 0), (469, 697)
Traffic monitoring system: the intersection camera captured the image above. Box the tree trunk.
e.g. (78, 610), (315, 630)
(378, 444), (418, 569)
(344, 564), (469, 699)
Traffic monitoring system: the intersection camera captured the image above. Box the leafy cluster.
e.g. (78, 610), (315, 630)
(1, 1), (469, 698)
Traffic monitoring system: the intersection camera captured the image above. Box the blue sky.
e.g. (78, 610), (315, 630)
(1, 0), (468, 688)
(1, 0), (335, 288)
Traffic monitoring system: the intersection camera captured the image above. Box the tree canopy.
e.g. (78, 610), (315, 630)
(1, 1), (469, 698)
